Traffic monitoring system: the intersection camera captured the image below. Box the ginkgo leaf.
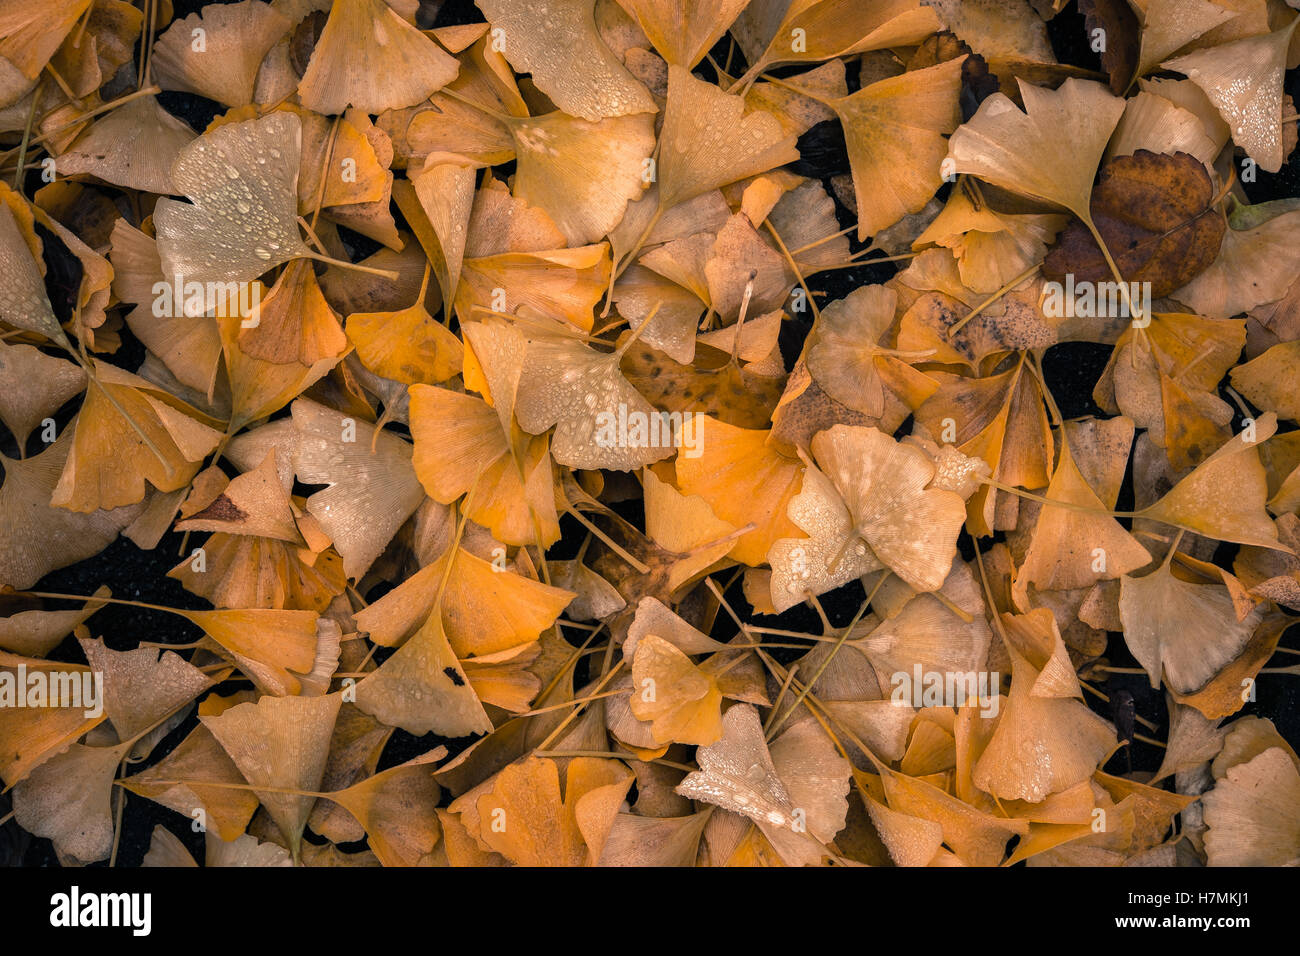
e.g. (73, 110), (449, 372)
(348, 277), (464, 386)
(408, 384), (558, 547)
(325, 750), (445, 867)
(514, 326), (675, 471)
(51, 363), (223, 513)
(1137, 413), (1282, 549)
(914, 356), (1054, 536)
(154, 111), (312, 290)
(675, 415), (805, 566)
(767, 462), (882, 613)
(12, 742), (129, 862)
(78, 639), (214, 742)
(0, 341), (85, 448)
(175, 450), (302, 543)
(217, 309), (337, 433)
(675, 704), (849, 867)
(290, 398), (426, 579)
(806, 284), (934, 418)
(598, 811), (709, 866)
(1128, 0), (1235, 79)
(510, 110), (655, 246)
(202, 692), (342, 856)
(55, 95), (196, 194)
(743, 0), (941, 82)
(169, 530), (347, 612)
(613, 0), (750, 67)
(1174, 199), (1300, 317)
(926, 0), (1054, 62)
(409, 160), (476, 307)
(1097, 311), (1244, 470)
(810, 425), (968, 593)
(353, 547), (573, 658)
(972, 646), (1116, 802)
(0, 197), (66, 347)
(298, 0), (459, 114)
(239, 258), (349, 366)
(947, 77), (1127, 222)
(109, 220), (224, 399)
(118, 727), (257, 842)
(474, 756), (634, 866)
(1232, 341), (1300, 422)
(0, 0), (92, 79)
(1120, 554), (1266, 694)
(1163, 19), (1299, 174)
(1202, 747), (1300, 866)
(0, 589), (107, 657)
(629, 633), (724, 746)
(657, 64), (800, 209)
(183, 608), (322, 697)
(1107, 90), (1220, 168)
(151, 0), (289, 108)
(828, 57), (964, 239)
(456, 244), (611, 330)
(474, 0), (656, 121)
(0, 651), (107, 786)
(641, 467), (740, 596)
(1014, 434), (1151, 601)
(0, 437), (141, 589)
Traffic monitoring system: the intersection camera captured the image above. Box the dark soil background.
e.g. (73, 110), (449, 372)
(1, 0), (1297, 867)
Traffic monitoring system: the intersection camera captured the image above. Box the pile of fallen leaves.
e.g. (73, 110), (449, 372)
(1, 0), (1299, 868)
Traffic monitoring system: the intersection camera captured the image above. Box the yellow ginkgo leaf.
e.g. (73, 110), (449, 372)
(810, 424), (968, 593)
(1120, 552), (1266, 694)
(474, 756), (634, 866)
(1137, 413), (1282, 549)
(675, 415), (805, 566)
(1232, 341), (1300, 421)
(354, 612), (492, 738)
(514, 325), (676, 471)
(291, 398), (426, 580)
(474, 0), (656, 121)
(154, 112), (312, 290)
(55, 95), (196, 194)
(613, 0), (751, 68)
(1014, 435), (1151, 601)
(151, 0), (289, 108)
(456, 244), (610, 330)
(51, 363), (223, 513)
(202, 693), (342, 856)
(742, 0), (940, 84)
(298, 0), (459, 114)
(829, 58), (964, 239)
(947, 77), (1127, 222)
(658, 64), (800, 209)
(972, 646), (1116, 802)
(510, 110), (655, 246)
(629, 634), (724, 746)
(348, 269), (464, 386)
(767, 462), (882, 613)
(239, 258), (349, 366)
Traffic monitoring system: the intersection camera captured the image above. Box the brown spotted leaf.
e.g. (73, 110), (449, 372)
(1043, 149), (1225, 298)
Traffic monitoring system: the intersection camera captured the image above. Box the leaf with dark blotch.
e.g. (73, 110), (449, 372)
(1043, 150), (1226, 298)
